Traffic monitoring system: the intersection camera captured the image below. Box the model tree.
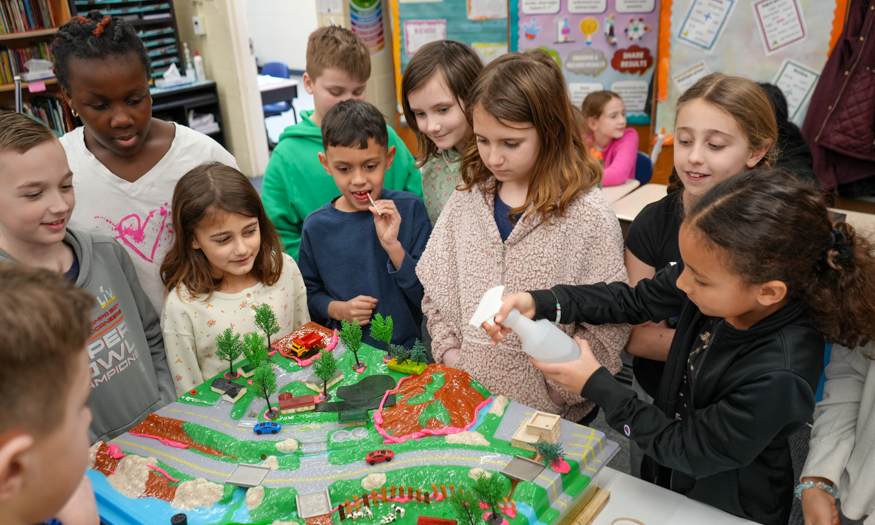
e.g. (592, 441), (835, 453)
(313, 347), (338, 401)
(389, 343), (410, 365)
(251, 363), (278, 419)
(243, 332), (268, 368)
(448, 486), (483, 525)
(409, 339), (427, 364)
(369, 313), (393, 353)
(253, 303), (280, 353)
(215, 328), (243, 379)
(339, 319), (364, 370)
(533, 441), (566, 468)
(473, 472), (506, 525)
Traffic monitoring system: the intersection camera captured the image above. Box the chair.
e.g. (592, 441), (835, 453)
(261, 61), (296, 123)
(634, 151), (653, 184)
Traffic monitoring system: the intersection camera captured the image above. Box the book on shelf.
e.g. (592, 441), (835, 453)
(1, 0), (57, 35)
(2, 94), (71, 137)
(0, 41), (53, 84)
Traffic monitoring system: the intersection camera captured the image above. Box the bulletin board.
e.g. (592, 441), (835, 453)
(509, 0), (662, 124)
(654, 0), (849, 133)
(389, 0), (509, 111)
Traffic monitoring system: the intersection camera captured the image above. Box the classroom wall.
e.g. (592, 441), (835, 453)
(174, 0), (270, 176)
(247, 0), (318, 71)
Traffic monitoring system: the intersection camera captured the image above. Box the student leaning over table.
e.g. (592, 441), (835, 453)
(801, 341), (875, 525)
(484, 170), (875, 525)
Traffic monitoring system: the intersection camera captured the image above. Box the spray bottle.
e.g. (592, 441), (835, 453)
(469, 286), (580, 363)
(194, 50), (206, 82)
(183, 42), (195, 80)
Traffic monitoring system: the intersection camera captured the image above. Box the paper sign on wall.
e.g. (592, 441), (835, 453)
(677, 0), (736, 51)
(468, 0), (507, 19)
(672, 61), (711, 93)
(772, 59), (819, 121)
(521, 0), (560, 15)
(568, 0), (606, 13)
(616, 0), (655, 12)
(754, 0), (807, 55)
(317, 0), (342, 13)
(404, 20), (447, 55)
(473, 43), (509, 63)
(611, 80), (649, 111)
(569, 82), (604, 105)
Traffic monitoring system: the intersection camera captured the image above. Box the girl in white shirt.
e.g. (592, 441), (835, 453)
(160, 163), (309, 396)
(54, 11), (237, 313)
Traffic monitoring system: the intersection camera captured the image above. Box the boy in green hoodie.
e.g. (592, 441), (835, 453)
(262, 26), (423, 261)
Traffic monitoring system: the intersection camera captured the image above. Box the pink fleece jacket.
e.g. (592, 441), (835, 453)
(416, 180), (630, 422)
(599, 128), (639, 187)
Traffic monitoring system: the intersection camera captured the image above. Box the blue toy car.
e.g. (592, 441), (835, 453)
(254, 421), (281, 435)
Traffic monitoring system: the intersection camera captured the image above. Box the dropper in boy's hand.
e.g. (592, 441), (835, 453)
(368, 192), (382, 216)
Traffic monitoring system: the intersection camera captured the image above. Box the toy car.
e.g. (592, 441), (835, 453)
(254, 421), (281, 435)
(289, 332), (324, 357)
(365, 449), (394, 465)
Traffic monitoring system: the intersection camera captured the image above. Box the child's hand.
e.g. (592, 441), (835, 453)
(328, 296), (378, 325)
(801, 478), (840, 525)
(370, 199), (406, 270)
(481, 292), (537, 346)
(441, 348), (461, 367)
(370, 199), (402, 248)
(530, 337), (601, 395)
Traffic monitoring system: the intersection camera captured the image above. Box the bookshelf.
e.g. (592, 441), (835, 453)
(0, 0), (72, 134)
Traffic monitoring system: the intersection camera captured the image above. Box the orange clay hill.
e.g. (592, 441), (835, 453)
(90, 441), (179, 503)
(380, 364), (486, 437)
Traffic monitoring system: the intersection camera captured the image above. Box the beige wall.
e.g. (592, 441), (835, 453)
(174, 0), (270, 175)
(247, 0), (318, 71)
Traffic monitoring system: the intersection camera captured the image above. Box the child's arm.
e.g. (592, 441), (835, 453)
(262, 153), (304, 260)
(298, 227), (377, 325)
(371, 198), (431, 305)
(601, 128), (639, 187)
(117, 245), (177, 405)
(161, 293), (206, 398)
(575, 351), (816, 478)
(801, 343), (870, 522)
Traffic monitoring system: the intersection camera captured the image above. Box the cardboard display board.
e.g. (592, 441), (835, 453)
(655, 0), (848, 132)
(389, 0), (509, 110)
(509, 0), (662, 124)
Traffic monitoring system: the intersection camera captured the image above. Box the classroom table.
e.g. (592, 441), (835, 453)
(592, 467), (757, 525)
(830, 207), (875, 234)
(611, 183), (668, 223)
(258, 74), (299, 107)
(602, 179), (641, 204)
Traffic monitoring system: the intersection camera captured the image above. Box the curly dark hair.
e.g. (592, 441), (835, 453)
(53, 10), (151, 89)
(687, 168), (875, 349)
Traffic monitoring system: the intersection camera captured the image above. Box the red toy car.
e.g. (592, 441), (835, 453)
(365, 449), (394, 465)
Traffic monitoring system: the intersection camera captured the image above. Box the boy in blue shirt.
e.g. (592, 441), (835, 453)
(299, 100), (431, 350)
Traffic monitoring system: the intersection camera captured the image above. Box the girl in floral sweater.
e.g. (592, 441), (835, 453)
(160, 163), (309, 396)
(401, 40), (483, 226)
(416, 51), (630, 424)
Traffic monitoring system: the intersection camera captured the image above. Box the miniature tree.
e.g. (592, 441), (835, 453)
(369, 313), (393, 353)
(389, 343), (410, 365)
(243, 332), (268, 368)
(339, 319), (364, 370)
(533, 441), (566, 468)
(409, 339), (427, 364)
(253, 303), (280, 353)
(313, 346), (338, 400)
(473, 473), (506, 525)
(251, 363), (278, 419)
(215, 328), (243, 379)
(448, 487), (483, 525)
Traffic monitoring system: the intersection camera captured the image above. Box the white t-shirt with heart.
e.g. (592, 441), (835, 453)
(62, 123), (238, 313)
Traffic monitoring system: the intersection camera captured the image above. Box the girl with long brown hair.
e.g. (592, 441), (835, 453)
(159, 163), (309, 396)
(416, 50), (630, 425)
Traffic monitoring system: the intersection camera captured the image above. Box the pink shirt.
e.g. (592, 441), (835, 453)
(599, 128), (639, 187)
